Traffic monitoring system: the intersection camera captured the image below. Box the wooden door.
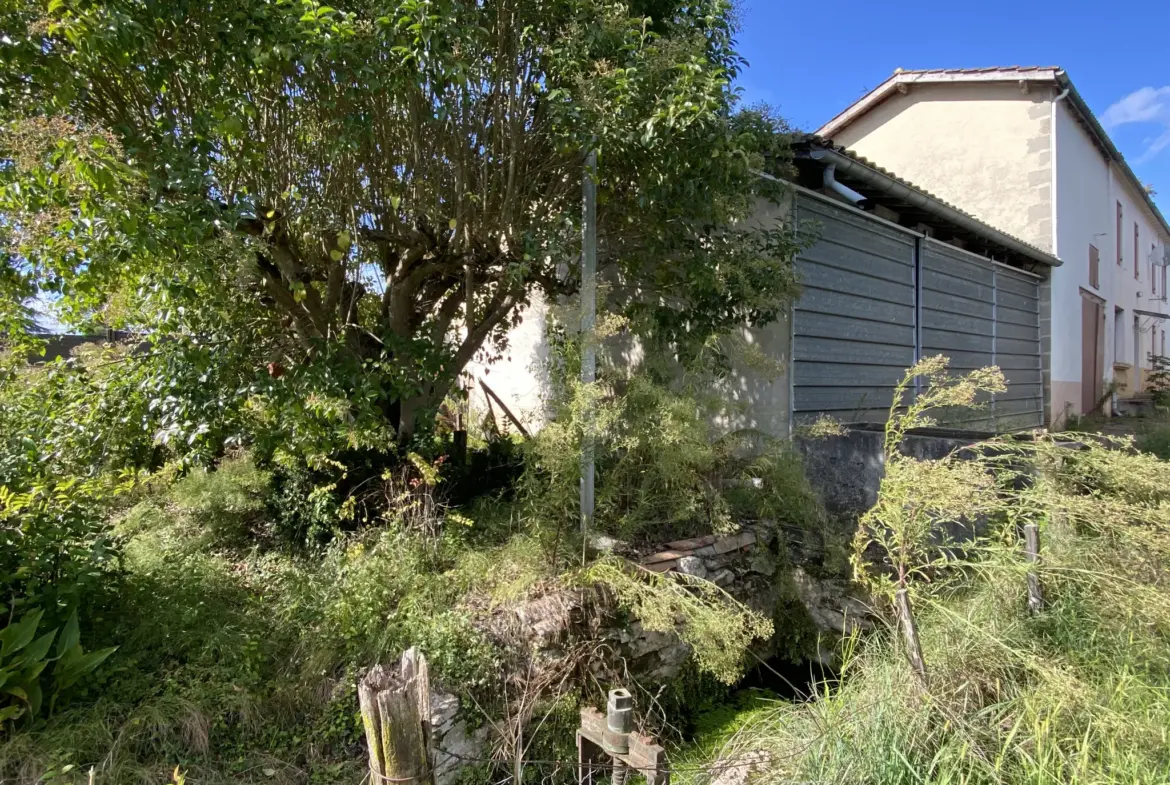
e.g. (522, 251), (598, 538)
(1081, 294), (1105, 414)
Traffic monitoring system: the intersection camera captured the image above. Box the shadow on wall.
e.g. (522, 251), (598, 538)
(796, 426), (987, 521)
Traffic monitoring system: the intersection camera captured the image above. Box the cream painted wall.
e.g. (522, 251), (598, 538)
(465, 292), (555, 434)
(832, 81), (1170, 423)
(1052, 99), (1169, 418)
(470, 196), (795, 438)
(830, 83), (1054, 251)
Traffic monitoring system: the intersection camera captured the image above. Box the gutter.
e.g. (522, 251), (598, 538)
(803, 147), (1063, 268)
(821, 163), (867, 205)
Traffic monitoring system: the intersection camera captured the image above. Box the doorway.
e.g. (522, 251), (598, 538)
(1081, 291), (1105, 414)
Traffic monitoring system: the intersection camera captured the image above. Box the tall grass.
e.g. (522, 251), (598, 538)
(0, 461), (549, 785)
(676, 430), (1170, 784)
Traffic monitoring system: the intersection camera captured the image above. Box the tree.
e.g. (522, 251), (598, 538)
(0, 0), (799, 446)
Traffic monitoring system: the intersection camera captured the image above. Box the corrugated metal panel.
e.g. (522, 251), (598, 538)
(994, 265), (1042, 429)
(793, 192), (918, 423)
(921, 240), (997, 429)
(791, 194), (1043, 432)
(921, 239), (1043, 431)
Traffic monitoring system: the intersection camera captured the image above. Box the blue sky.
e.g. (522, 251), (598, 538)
(733, 0), (1170, 215)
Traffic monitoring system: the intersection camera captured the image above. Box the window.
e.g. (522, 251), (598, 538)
(1117, 202), (1124, 265)
(1158, 244), (1165, 300)
(1089, 244), (1100, 289)
(1135, 222), (1140, 279)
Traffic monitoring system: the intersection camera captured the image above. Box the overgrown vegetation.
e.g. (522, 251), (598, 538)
(677, 369), (1170, 784)
(0, 334), (810, 781)
(0, 5), (810, 772)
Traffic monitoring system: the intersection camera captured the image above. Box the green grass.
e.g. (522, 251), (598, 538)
(0, 471), (551, 785)
(673, 439), (1170, 785)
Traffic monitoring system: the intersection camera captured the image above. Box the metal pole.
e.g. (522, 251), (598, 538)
(580, 148), (597, 563)
(604, 690), (632, 785)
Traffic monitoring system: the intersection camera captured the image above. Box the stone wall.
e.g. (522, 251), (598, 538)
(795, 426), (985, 521)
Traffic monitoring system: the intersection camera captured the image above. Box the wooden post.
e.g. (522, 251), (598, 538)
(480, 379), (531, 438)
(1024, 522), (1043, 614)
(359, 648), (435, 785)
(894, 588), (928, 691)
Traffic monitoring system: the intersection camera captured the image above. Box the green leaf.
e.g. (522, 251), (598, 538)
(55, 610), (79, 660)
(25, 680), (42, 718)
(329, 249), (343, 262)
(20, 660), (48, 683)
(0, 609), (43, 657)
(24, 630), (56, 664)
(54, 646), (117, 691)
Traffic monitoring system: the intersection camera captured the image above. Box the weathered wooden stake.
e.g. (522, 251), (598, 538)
(359, 648), (435, 785)
(894, 588), (929, 691)
(1024, 522), (1044, 614)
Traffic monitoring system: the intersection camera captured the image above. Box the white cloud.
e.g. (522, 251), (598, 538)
(1102, 86), (1170, 164)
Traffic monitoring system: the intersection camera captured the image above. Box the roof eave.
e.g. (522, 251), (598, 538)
(796, 140), (1062, 269)
(817, 68), (1062, 138)
(817, 68), (1170, 241)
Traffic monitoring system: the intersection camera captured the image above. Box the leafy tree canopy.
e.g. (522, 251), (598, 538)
(0, 0), (798, 454)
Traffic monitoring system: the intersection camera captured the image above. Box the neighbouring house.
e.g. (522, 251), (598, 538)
(472, 137), (1061, 436)
(816, 66), (1170, 424)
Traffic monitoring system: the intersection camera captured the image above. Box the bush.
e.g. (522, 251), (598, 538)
(522, 371), (823, 544)
(1136, 422), (1170, 459)
(675, 379), (1170, 785)
(0, 348), (152, 623)
(169, 453), (270, 543)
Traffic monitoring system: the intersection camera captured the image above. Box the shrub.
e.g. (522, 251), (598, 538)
(587, 558), (773, 684)
(0, 609), (116, 725)
(1136, 422), (1170, 459)
(523, 371), (823, 545)
(675, 392), (1170, 785)
(1147, 354), (1170, 405)
(168, 453), (270, 543)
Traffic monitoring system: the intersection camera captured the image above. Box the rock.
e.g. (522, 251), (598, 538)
(587, 532), (628, 554)
(435, 720), (490, 785)
(791, 567), (874, 636)
(505, 590), (580, 646)
(712, 568), (736, 586)
(748, 549), (776, 576)
(626, 623), (679, 659)
(428, 691), (492, 785)
(430, 691), (460, 729)
(676, 556), (707, 579)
